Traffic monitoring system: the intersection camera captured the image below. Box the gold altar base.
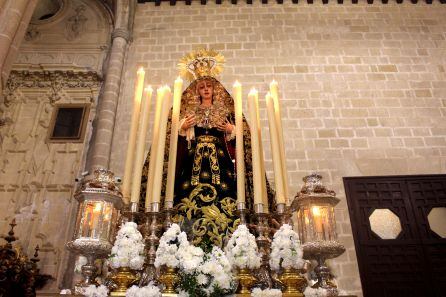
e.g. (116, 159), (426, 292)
(277, 268), (307, 297)
(110, 267), (138, 296)
(159, 266), (179, 295)
(236, 268), (257, 295)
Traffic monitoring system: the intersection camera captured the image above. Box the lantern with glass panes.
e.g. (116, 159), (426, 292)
(291, 173), (345, 297)
(67, 168), (123, 294)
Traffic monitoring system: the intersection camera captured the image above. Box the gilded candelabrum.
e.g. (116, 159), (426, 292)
(277, 268), (307, 297)
(66, 168), (123, 294)
(236, 268), (257, 296)
(253, 203), (273, 289)
(158, 266), (179, 295)
(139, 202), (162, 286)
(110, 267), (139, 296)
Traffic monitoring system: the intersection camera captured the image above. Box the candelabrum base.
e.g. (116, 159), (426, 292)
(110, 267), (139, 296)
(159, 266), (179, 294)
(277, 268), (307, 297)
(236, 268), (257, 294)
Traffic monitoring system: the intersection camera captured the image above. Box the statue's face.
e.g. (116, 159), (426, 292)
(197, 79), (213, 101)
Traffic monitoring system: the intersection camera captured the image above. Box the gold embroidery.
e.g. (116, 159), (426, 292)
(191, 137), (221, 186)
(173, 183), (236, 247)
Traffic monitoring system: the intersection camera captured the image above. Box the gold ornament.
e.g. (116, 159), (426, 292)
(158, 266), (179, 295)
(277, 267), (307, 297)
(235, 268), (257, 296)
(178, 48), (225, 82)
(110, 267), (139, 296)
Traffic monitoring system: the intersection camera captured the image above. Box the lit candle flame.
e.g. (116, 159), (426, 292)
(312, 206), (321, 216)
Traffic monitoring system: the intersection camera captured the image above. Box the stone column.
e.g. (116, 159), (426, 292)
(0, 0), (37, 92)
(88, 28), (130, 170)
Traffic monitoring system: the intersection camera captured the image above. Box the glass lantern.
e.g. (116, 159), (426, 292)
(293, 173), (345, 297)
(67, 168), (123, 294)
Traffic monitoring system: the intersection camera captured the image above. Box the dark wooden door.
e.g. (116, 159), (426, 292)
(344, 175), (446, 297)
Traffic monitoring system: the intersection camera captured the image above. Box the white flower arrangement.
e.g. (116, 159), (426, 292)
(60, 289), (72, 295)
(225, 224), (261, 270)
(109, 222), (145, 270)
(155, 224), (235, 295)
(177, 238), (205, 272)
(304, 287), (328, 297)
(84, 285), (109, 297)
(197, 246), (234, 294)
(251, 288), (283, 297)
(126, 282), (161, 297)
(154, 223), (189, 268)
(269, 224), (304, 271)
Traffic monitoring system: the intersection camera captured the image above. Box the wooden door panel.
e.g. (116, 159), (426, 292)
(344, 175), (446, 297)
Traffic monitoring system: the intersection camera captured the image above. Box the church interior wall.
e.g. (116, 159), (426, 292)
(110, 2), (446, 296)
(0, 0), (112, 292)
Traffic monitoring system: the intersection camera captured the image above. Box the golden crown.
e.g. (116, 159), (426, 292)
(178, 49), (225, 82)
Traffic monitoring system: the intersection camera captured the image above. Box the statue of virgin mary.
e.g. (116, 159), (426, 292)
(140, 49), (275, 249)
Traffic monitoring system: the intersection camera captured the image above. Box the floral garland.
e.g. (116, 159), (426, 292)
(225, 224), (261, 269)
(126, 282), (161, 297)
(109, 222), (145, 270)
(251, 288), (283, 297)
(269, 224), (305, 271)
(83, 285), (109, 297)
(304, 287), (328, 297)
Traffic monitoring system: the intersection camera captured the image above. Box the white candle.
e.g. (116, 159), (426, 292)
(145, 86), (166, 209)
(266, 92), (285, 204)
(233, 81), (246, 205)
(122, 67), (145, 204)
(130, 86), (153, 204)
(151, 86), (172, 205)
(270, 80), (289, 205)
(254, 92), (268, 213)
(248, 88), (263, 206)
(165, 77), (183, 205)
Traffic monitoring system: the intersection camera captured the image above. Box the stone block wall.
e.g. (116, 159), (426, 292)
(111, 2), (446, 296)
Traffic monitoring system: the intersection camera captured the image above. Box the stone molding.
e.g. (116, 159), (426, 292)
(3, 69), (102, 105)
(111, 28), (131, 42)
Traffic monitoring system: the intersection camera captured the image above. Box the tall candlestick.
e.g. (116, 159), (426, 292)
(248, 88), (263, 206)
(233, 81), (246, 205)
(130, 86), (153, 205)
(270, 80), (289, 205)
(122, 67), (145, 205)
(145, 87), (166, 210)
(266, 92), (285, 204)
(151, 86), (172, 205)
(165, 77), (183, 205)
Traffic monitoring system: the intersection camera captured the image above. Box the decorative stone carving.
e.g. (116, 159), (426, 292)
(0, 72), (99, 290)
(25, 25), (41, 42)
(3, 70), (102, 105)
(65, 5), (88, 41)
(111, 28), (131, 42)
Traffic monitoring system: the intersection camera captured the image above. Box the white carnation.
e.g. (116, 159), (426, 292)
(84, 285), (108, 297)
(270, 224), (304, 271)
(109, 222), (145, 270)
(304, 287), (328, 297)
(155, 223), (188, 269)
(225, 224), (261, 269)
(251, 288), (283, 297)
(126, 282), (161, 297)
